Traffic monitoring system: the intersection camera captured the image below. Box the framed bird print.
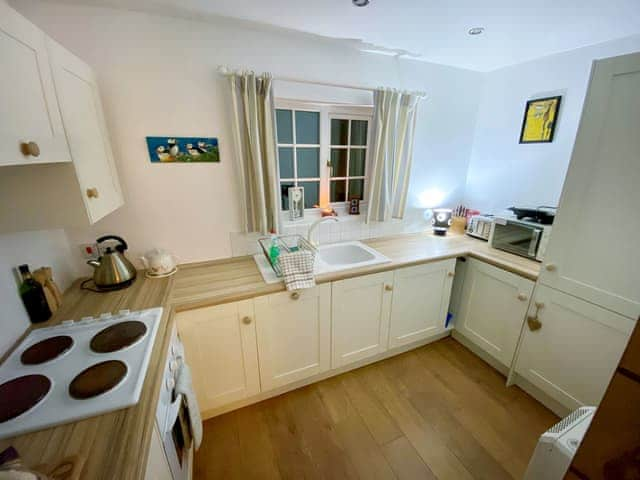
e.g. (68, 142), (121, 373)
(519, 96), (562, 143)
(145, 136), (220, 162)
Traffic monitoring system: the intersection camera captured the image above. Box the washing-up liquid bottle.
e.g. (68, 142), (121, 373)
(268, 235), (280, 266)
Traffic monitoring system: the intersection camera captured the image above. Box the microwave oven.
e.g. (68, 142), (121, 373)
(489, 217), (552, 262)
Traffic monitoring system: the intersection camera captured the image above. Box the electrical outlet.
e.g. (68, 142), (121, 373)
(80, 243), (100, 260)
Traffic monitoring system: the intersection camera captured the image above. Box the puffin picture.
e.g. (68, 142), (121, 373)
(167, 138), (179, 157)
(186, 143), (200, 156)
(156, 145), (170, 162)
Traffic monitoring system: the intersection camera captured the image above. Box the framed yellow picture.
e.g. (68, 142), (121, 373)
(519, 96), (562, 143)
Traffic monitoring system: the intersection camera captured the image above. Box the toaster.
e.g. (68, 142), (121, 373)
(466, 215), (494, 241)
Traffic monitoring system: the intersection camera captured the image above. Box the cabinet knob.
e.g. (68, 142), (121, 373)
(517, 293), (528, 302)
(384, 284), (393, 291)
(290, 291), (300, 300)
(527, 315), (542, 332)
(447, 272), (455, 277)
(545, 263), (557, 272)
(20, 141), (40, 157)
(242, 316), (252, 325)
(86, 187), (99, 199)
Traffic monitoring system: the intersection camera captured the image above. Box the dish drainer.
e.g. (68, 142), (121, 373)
(258, 235), (316, 277)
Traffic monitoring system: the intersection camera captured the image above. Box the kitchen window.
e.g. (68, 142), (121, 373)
(276, 101), (372, 211)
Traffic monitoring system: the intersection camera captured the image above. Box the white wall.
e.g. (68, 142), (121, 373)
(464, 35), (640, 214)
(0, 229), (76, 354)
(12, 0), (482, 269)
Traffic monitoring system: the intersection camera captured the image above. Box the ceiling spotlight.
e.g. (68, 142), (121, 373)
(468, 27), (485, 36)
(353, 0), (370, 6)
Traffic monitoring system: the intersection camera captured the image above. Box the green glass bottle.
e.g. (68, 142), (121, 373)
(18, 264), (51, 323)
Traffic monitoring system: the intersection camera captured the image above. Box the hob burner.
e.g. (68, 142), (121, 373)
(69, 360), (128, 400)
(0, 375), (51, 423)
(21, 335), (74, 365)
(90, 321), (147, 353)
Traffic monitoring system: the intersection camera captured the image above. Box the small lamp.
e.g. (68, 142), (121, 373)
(431, 208), (453, 236)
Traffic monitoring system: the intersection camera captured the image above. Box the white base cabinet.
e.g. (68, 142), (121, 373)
(254, 285), (331, 391)
(456, 258), (535, 368)
(388, 259), (456, 348)
(515, 285), (634, 410)
(332, 271), (393, 368)
(176, 300), (260, 412)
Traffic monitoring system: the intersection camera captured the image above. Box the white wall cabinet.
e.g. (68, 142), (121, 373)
(515, 285), (634, 410)
(388, 259), (456, 348)
(176, 300), (260, 413)
(0, 1), (70, 166)
(456, 258), (535, 367)
(538, 53), (640, 320)
(332, 271), (394, 368)
(47, 38), (123, 224)
(254, 285), (331, 391)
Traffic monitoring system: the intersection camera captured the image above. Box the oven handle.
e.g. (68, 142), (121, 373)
(528, 229), (542, 257)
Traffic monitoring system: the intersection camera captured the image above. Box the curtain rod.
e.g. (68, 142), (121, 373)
(217, 66), (427, 99)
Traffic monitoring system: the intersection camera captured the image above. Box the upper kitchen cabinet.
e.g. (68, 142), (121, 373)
(0, 1), (70, 166)
(0, 2), (123, 232)
(46, 38), (123, 223)
(539, 53), (640, 320)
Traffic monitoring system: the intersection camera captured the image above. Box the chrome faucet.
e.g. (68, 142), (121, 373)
(307, 216), (339, 246)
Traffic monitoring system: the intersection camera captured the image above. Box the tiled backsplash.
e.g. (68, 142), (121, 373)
(230, 207), (428, 257)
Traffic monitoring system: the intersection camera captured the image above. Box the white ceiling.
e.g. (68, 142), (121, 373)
(42, 0), (640, 71)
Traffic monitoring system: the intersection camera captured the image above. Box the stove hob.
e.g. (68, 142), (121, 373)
(0, 374), (51, 423)
(21, 335), (74, 365)
(90, 321), (147, 353)
(69, 360), (128, 399)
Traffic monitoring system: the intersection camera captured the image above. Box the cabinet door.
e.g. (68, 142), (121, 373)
(388, 259), (456, 349)
(0, 3), (70, 166)
(456, 258), (534, 367)
(176, 300), (260, 412)
(254, 285), (331, 391)
(332, 271), (393, 368)
(47, 38), (123, 223)
(539, 53), (640, 320)
(515, 285), (634, 410)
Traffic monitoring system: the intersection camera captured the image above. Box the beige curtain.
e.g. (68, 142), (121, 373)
(229, 72), (280, 234)
(367, 88), (420, 222)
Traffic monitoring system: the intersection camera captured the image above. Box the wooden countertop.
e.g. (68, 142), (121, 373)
(0, 231), (539, 479)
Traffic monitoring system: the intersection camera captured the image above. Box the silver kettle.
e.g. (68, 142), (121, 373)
(87, 235), (137, 290)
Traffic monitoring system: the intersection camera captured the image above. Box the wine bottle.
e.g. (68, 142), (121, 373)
(18, 264), (51, 323)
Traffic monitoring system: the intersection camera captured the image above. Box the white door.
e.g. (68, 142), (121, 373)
(0, 2), (70, 166)
(515, 285), (634, 410)
(47, 38), (123, 223)
(388, 259), (456, 349)
(254, 285), (331, 391)
(456, 258), (535, 367)
(332, 271), (393, 368)
(176, 300), (260, 413)
(539, 53), (640, 320)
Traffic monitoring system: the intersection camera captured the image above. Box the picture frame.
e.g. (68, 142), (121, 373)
(145, 136), (220, 163)
(519, 96), (562, 144)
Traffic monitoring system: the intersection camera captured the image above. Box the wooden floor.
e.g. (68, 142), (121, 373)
(194, 337), (558, 480)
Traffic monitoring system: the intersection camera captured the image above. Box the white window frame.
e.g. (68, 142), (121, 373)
(275, 99), (373, 212)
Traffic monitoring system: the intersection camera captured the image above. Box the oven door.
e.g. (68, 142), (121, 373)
(491, 221), (542, 260)
(162, 390), (193, 480)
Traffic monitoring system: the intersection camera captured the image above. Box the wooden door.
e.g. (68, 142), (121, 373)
(332, 271), (393, 368)
(457, 258), (534, 367)
(539, 52), (640, 320)
(47, 38), (123, 223)
(0, 2), (70, 166)
(254, 284), (331, 391)
(176, 300), (260, 413)
(388, 259), (456, 349)
(515, 285), (634, 410)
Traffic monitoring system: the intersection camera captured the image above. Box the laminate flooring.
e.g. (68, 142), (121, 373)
(194, 337), (558, 480)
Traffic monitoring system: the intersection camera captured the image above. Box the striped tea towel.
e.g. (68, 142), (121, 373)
(280, 249), (316, 291)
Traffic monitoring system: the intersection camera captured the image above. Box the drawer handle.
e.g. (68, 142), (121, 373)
(290, 291), (300, 300)
(527, 315), (542, 331)
(20, 141), (40, 157)
(447, 272), (455, 277)
(545, 263), (557, 272)
(86, 187), (99, 199)
(242, 316), (252, 325)
(384, 284), (393, 292)
(517, 293), (528, 302)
